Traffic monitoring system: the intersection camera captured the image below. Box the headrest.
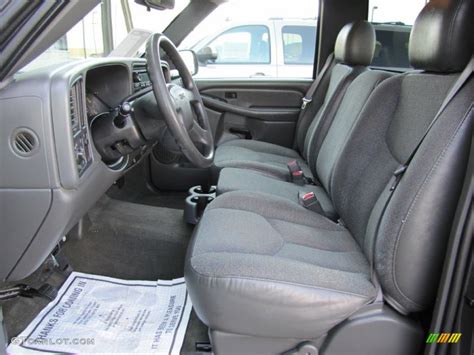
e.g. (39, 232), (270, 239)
(409, 0), (474, 73)
(334, 21), (376, 67)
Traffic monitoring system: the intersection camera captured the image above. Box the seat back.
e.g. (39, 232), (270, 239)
(295, 21), (376, 160)
(313, 69), (394, 192)
(329, 0), (473, 313)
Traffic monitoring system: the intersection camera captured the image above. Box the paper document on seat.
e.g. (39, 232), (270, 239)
(7, 272), (192, 354)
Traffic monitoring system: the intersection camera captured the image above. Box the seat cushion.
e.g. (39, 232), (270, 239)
(217, 168), (337, 220)
(214, 139), (312, 180)
(185, 191), (377, 339)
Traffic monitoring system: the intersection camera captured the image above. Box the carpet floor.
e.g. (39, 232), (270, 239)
(1, 196), (209, 354)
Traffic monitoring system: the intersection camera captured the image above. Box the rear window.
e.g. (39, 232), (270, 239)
(371, 24), (411, 69)
(369, 0), (426, 70)
(282, 26), (316, 65)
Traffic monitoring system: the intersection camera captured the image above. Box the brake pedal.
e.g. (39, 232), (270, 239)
(50, 240), (73, 276)
(0, 285), (29, 301)
(37, 283), (58, 300)
(195, 341), (212, 352)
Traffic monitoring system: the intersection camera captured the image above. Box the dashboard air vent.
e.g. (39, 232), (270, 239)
(69, 77), (93, 177)
(70, 78), (85, 133)
(12, 129), (38, 156)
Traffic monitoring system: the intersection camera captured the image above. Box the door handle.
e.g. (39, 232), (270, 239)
(224, 92), (237, 99)
(229, 127), (252, 139)
(250, 72), (266, 77)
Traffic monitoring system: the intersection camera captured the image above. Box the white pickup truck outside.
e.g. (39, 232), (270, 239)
(190, 19), (411, 78)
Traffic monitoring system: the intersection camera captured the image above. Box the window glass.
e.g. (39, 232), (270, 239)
(180, 0), (318, 79)
(369, 0), (426, 70)
(206, 26), (270, 64)
(21, 0), (190, 72)
(21, 4), (103, 72)
(282, 26), (316, 65)
(112, 0), (190, 47)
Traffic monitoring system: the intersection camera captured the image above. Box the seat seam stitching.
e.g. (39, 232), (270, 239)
(194, 250), (371, 278)
(274, 250), (370, 275)
(384, 76), (405, 161)
(280, 242), (369, 255)
(274, 231), (361, 253)
(222, 168), (288, 181)
(189, 258), (373, 299)
(211, 207), (342, 231)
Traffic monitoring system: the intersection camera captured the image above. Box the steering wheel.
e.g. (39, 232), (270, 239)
(145, 33), (214, 168)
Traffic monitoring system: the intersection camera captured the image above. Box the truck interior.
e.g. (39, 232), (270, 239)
(0, 0), (473, 354)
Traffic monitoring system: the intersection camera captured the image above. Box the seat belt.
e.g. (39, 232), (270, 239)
(368, 55), (474, 299)
(390, 55), (473, 194)
(301, 53), (335, 110)
(0, 306), (7, 354)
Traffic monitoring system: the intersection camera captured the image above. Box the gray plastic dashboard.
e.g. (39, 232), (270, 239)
(0, 57), (150, 281)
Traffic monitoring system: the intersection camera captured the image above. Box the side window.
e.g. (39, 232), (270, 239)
(180, 0), (318, 79)
(282, 26), (316, 65)
(369, 0), (426, 70)
(206, 26), (270, 64)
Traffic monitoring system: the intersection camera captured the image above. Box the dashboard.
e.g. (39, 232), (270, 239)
(0, 58), (165, 281)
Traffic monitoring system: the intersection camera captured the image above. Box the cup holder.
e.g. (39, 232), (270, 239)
(184, 185), (217, 225)
(188, 185), (217, 196)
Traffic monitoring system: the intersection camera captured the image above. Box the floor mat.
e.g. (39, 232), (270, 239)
(7, 272), (192, 354)
(63, 196), (193, 280)
(105, 160), (188, 210)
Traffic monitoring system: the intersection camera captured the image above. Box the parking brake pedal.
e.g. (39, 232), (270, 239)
(0, 283), (57, 301)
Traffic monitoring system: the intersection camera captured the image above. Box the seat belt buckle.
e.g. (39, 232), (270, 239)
(300, 192), (319, 210)
(299, 191), (324, 214)
(288, 160), (305, 185)
(291, 170), (306, 186)
(287, 160), (300, 172)
(301, 97), (312, 110)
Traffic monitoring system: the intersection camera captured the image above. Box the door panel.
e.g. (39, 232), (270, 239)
(196, 79), (312, 148)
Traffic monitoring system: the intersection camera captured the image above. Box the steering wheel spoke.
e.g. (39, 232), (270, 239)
(189, 120), (211, 145)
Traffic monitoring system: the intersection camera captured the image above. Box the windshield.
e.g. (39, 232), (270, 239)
(21, 0), (190, 72)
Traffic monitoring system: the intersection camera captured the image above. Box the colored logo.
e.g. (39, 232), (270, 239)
(426, 333), (462, 344)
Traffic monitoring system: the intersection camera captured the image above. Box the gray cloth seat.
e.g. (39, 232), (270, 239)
(218, 167), (336, 219)
(185, 191), (377, 339)
(214, 139), (312, 181)
(186, 0), (474, 348)
(217, 69), (394, 217)
(213, 20), (377, 180)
